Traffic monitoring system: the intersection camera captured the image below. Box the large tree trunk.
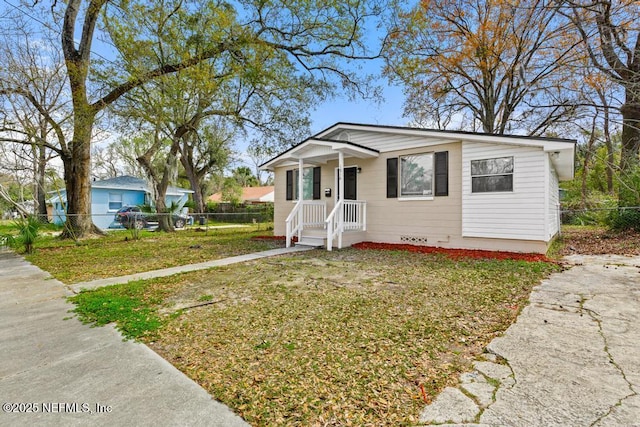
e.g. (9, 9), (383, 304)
(180, 153), (206, 214)
(154, 192), (173, 232)
(138, 136), (181, 232)
(61, 113), (100, 238)
(62, 153), (92, 237)
(36, 148), (49, 222)
(35, 126), (49, 222)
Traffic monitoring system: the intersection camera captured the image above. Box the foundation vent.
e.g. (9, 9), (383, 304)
(400, 235), (429, 245)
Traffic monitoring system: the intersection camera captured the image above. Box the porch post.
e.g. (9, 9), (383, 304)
(338, 152), (344, 203)
(297, 157), (304, 241)
(338, 151), (344, 249)
(298, 157), (304, 202)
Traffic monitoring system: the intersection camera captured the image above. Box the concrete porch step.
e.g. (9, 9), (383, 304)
(295, 235), (326, 248)
(300, 227), (327, 237)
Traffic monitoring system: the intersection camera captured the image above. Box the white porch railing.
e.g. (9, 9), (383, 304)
(325, 200), (367, 251)
(343, 200), (367, 231)
(285, 201), (327, 247)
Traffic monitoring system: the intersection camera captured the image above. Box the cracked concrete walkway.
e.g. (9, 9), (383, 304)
(419, 254), (640, 426)
(0, 249), (275, 427)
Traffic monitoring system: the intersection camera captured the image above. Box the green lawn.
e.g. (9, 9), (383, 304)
(69, 247), (559, 426)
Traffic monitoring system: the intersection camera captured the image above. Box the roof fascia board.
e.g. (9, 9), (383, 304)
(260, 137), (379, 170)
(315, 122), (576, 147)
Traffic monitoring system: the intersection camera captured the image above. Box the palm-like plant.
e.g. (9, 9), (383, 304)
(5, 216), (41, 254)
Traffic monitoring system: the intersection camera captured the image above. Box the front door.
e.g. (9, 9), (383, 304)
(336, 166), (357, 201)
(344, 167), (357, 200)
(337, 167), (358, 225)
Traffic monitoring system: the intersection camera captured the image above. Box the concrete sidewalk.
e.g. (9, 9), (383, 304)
(70, 246), (313, 293)
(0, 250), (252, 427)
(419, 254), (640, 426)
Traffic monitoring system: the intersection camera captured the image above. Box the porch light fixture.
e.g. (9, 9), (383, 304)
(357, 167), (362, 173)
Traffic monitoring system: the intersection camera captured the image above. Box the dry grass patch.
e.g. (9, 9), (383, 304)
(26, 225), (279, 284)
(557, 225), (640, 256)
(118, 249), (558, 426)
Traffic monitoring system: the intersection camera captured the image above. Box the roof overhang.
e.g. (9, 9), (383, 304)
(545, 146), (574, 181)
(260, 137), (379, 171)
(261, 122), (575, 180)
(316, 122), (575, 181)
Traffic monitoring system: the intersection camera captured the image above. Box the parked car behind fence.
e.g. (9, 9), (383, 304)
(114, 206), (189, 229)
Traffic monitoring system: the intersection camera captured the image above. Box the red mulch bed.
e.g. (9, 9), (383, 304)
(352, 242), (552, 262)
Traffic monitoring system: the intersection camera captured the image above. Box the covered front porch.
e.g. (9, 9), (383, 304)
(261, 137), (379, 250)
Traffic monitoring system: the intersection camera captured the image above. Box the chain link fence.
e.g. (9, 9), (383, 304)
(41, 203), (274, 230)
(202, 202), (274, 224)
(561, 206), (640, 231)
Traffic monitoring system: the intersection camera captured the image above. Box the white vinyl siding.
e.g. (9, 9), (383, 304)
(547, 159), (560, 239)
(325, 129), (451, 153)
(462, 142), (546, 241)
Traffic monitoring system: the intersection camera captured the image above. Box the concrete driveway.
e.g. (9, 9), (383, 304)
(0, 250), (248, 427)
(420, 254), (640, 426)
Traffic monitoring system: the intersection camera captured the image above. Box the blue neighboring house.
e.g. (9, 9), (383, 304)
(48, 175), (194, 230)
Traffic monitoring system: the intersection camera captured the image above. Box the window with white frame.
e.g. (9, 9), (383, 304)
(471, 156), (514, 193)
(400, 153), (434, 198)
(293, 168), (314, 200)
(108, 192), (123, 211)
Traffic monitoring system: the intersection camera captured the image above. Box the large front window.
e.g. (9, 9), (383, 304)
(294, 168), (314, 200)
(400, 153), (433, 198)
(471, 157), (514, 193)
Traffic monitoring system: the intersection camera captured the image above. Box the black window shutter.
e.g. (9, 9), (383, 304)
(434, 151), (449, 197)
(312, 167), (321, 200)
(387, 158), (398, 198)
(286, 170), (293, 200)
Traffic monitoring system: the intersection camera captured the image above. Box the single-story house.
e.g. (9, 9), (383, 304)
(48, 175), (193, 230)
(208, 186), (274, 203)
(261, 123), (575, 254)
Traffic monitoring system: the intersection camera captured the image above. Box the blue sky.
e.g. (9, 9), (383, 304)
(308, 80), (407, 135)
(239, 81), (408, 171)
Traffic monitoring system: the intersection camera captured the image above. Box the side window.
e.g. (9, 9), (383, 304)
(471, 157), (514, 193)
(108, 193), (123, 211)
(285, 167), (321, 200)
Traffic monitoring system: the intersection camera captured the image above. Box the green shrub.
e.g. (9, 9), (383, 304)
(607, 207), (640, 231)
(19, 216), (41, 254)
(2, 215), (41, 254)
